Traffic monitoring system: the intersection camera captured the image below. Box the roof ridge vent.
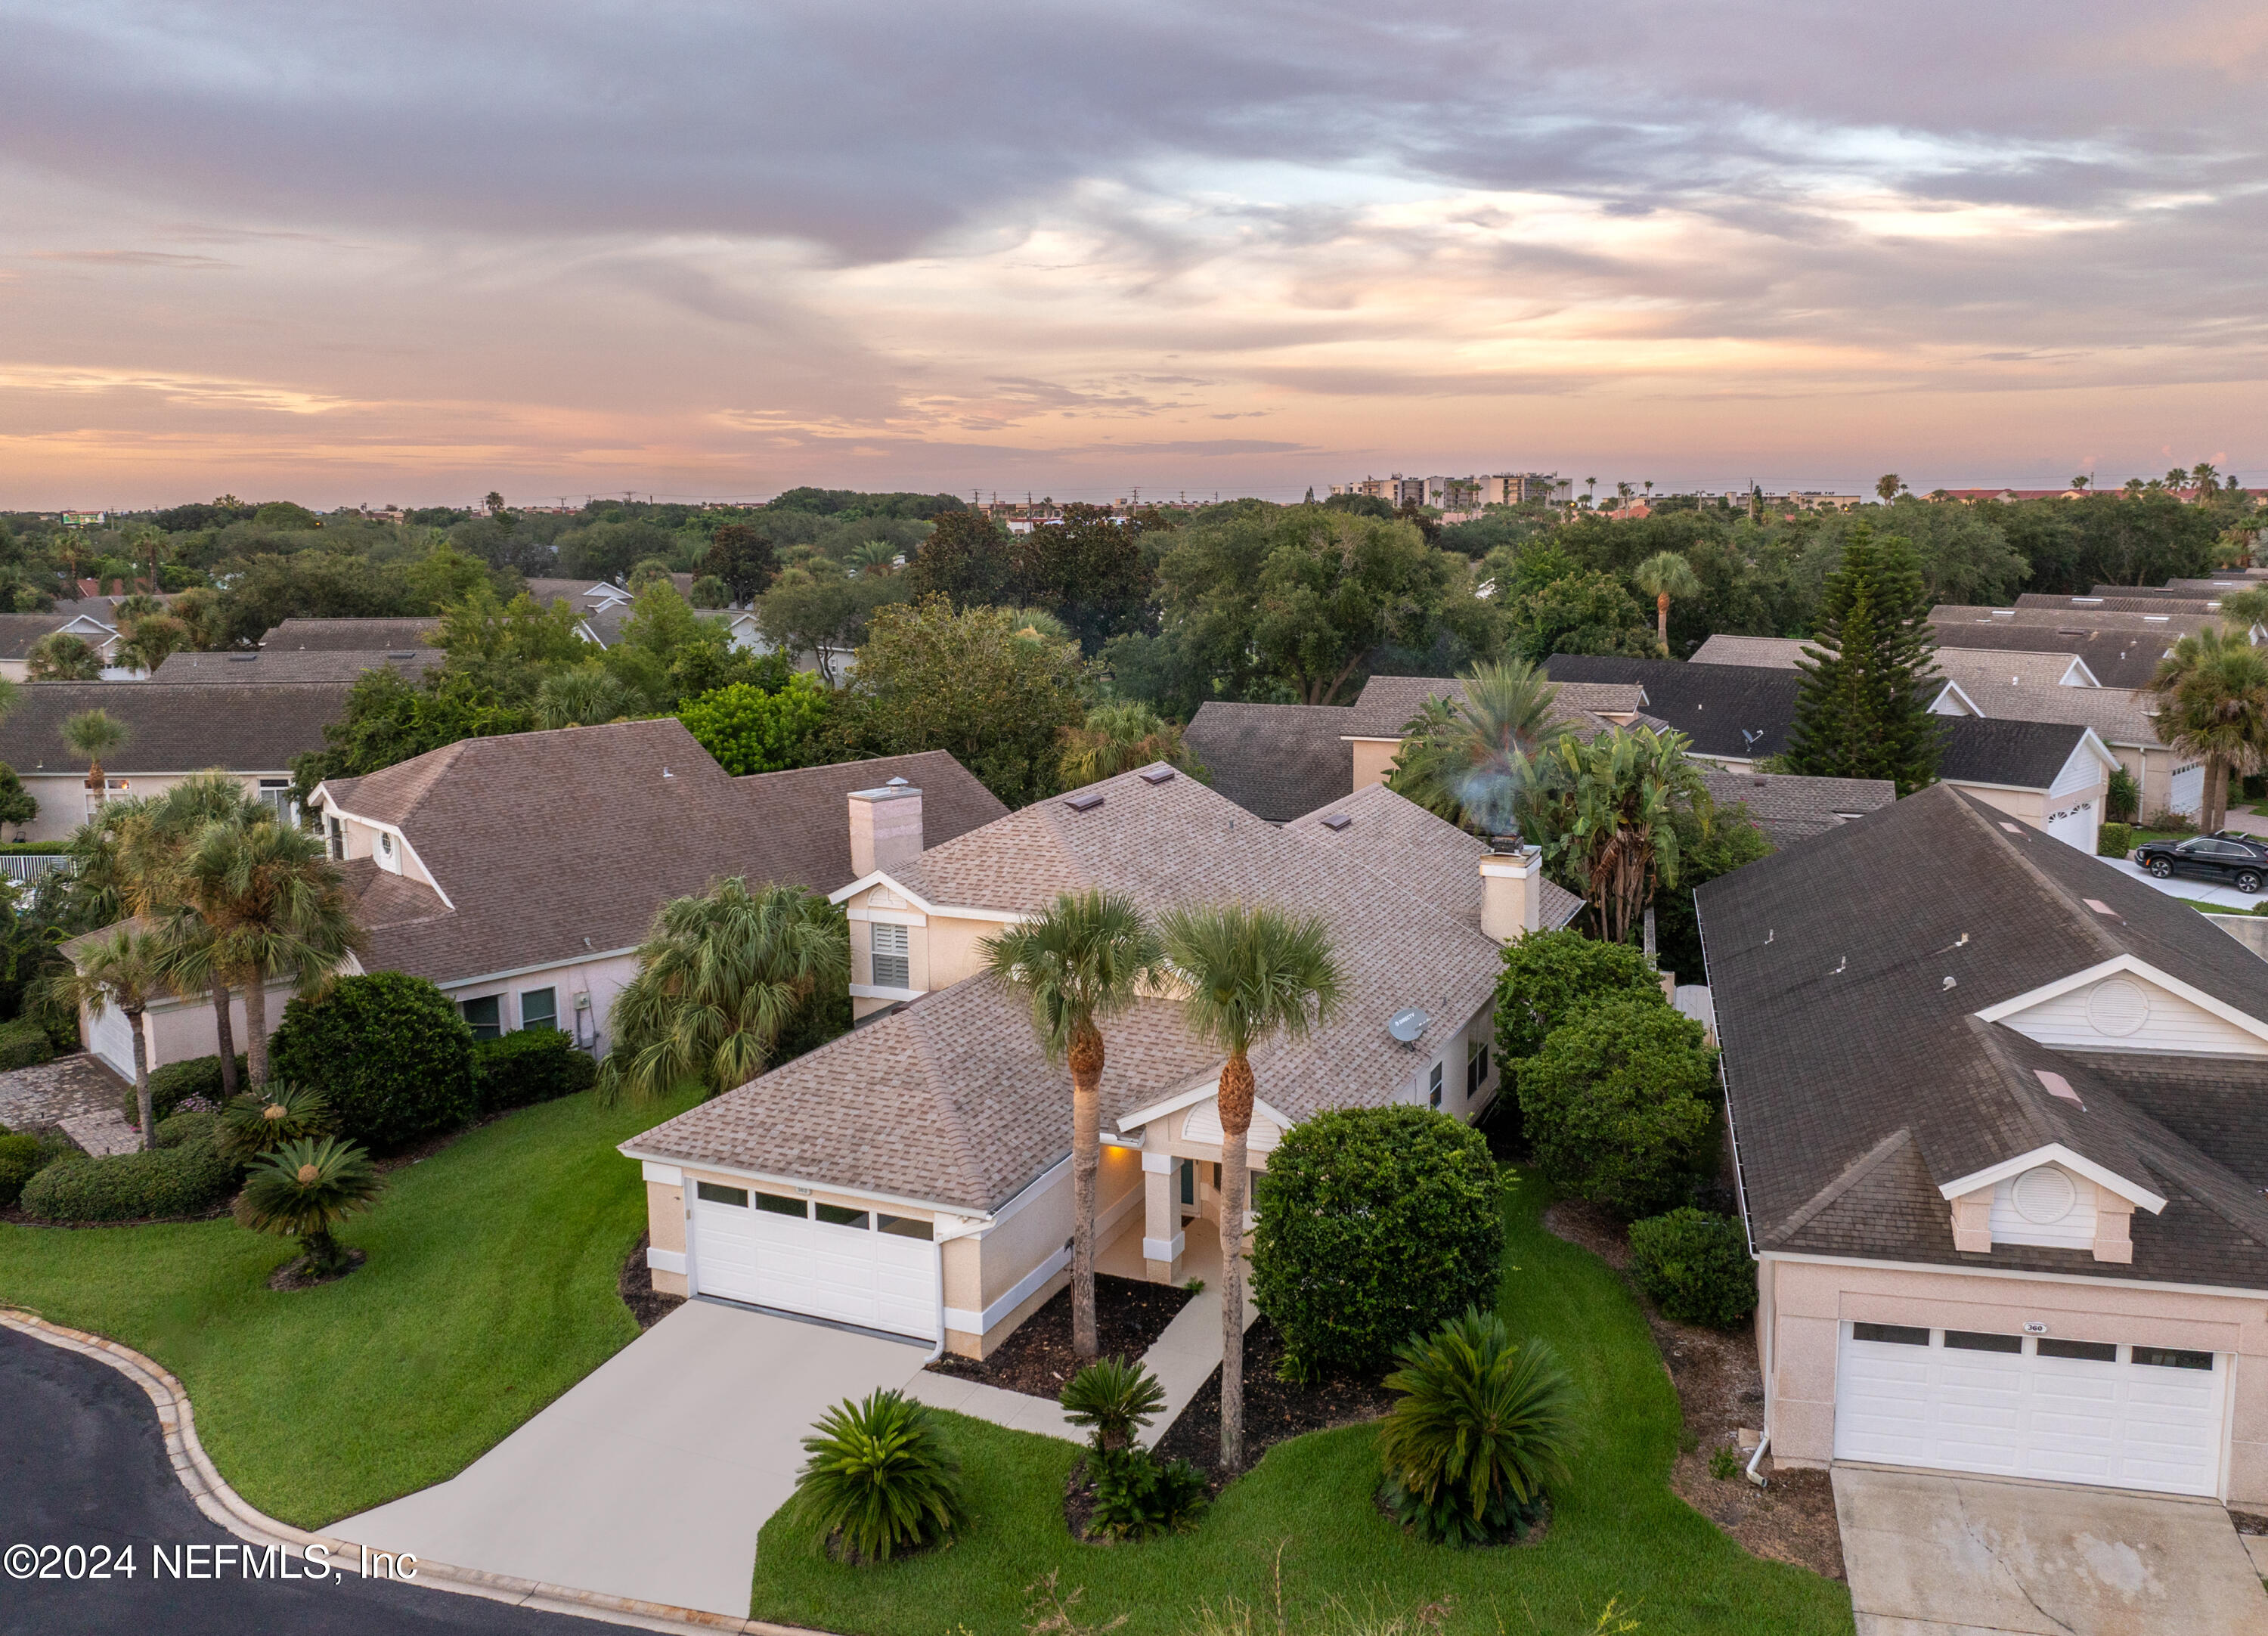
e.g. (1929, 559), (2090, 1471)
(1064, 791), (1105, 813)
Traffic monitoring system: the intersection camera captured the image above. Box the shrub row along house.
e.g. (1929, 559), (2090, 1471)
(1700, 782), (2268, 1509)
(619, 768), (1579, 1355)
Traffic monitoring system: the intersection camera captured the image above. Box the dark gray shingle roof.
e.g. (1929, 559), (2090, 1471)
(1938, 717), (2090, 790)
(1541, 655), (1800, 759)
(1183, 702), (1355, 822)
(0, 682), (349, 773)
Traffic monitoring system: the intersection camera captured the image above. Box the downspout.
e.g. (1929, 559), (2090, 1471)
(1746, 1435), (1770, 1488)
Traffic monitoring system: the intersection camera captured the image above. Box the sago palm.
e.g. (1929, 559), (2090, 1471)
(601, 878), (847, 1103)
(1059, 1356), (1167, 1452)
(1387, 660), (1570, 838)
(981, 888), (1161, 1358)
(1377, 1308), (1575, 1547)
(217, 1083), (336, 1164)
(1631, 550), (1701, 656)
(55, 925), (173, 1149)
(235, 1135), (386, 1275)
(2147, 624), (2268, 832)
(794, 1389), (966, 1563)
(1157, 903), (1341, 1473)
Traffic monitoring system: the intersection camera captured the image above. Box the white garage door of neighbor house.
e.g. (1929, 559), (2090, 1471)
(2042, 798), (2098, 854)
(689, 1181), (937, 1342)
(2170, 762), (2205, 817)
(1834, 1322), (2226, 1496)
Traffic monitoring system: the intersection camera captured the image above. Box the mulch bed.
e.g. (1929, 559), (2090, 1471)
(1543, 1198), (1845, 1582)
(620, 1231), (686, 1331)
(2234, 1510), (2268, 1537)
(925, 1273), (1194, 1399)
(1151, 1315), (1399, 1483)
(268, 1247), (367, 1291)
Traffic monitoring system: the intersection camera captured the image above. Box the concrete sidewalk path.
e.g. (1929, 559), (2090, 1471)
(335, 1300), (925, 1619)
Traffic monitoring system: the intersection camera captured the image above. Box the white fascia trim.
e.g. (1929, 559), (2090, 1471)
(1337, 734), (1405, 745)
(1975, 953), (2268, 1047)
(849, 982), (925, 1001)
(943, 1244), (1070, 1337)
(1944, 774), (2054, 796)
(640, 1161), (683, 1186)
(2068, 728), (2121, 777)
(314, 804), (457, 911)
(646, 1246), (686, 1275)
(984, 1154), (1069, 1233)
(440, 948), (639, 993)
(2064, 658), (2101, 686)
(1117, 1077), (1293, 1137)
(1757, 1249), (2265, 1303)
(826, 868), (1031, 923)
(615, 1144), (988, 1225)
(845, 906), (925, 926)
(1935, 1142), (2168, 1214)
(1930, 680), (1981, 716)
(573, 620), (605, 647)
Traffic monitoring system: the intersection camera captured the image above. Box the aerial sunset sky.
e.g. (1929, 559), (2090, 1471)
(2, 2), (2262, 508)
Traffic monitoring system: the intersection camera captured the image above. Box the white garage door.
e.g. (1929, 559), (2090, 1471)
(1835, 1322), (2226, 1496)
(2170, 761), (2204, 817)
(689, 1180), (937, 1342)
(2042, 798), (2098, 854)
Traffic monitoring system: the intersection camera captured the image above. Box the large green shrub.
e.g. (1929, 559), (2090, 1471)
(270, 972), (476, 1151)
(1495, 930), (1663, 1062)
(2096, 822), (2135, 860)
(153, 1109), (221, 1151)
(1377, 1308), (1574, 1547)
(1629, 1209), (1758, 1329)
(0, 1016), (54, 1071)
(675, 674), (832, 774)
(125, 1054), (248, 1126)
(19, 1133), (236, 1222)
(1517, 994), (1718, 1219)
(0, 1132), (46, 1206)
(1252, 1106), (1504, 1378)
(474, 1028), (599, 1114)
(794, 1389), (966, 1563)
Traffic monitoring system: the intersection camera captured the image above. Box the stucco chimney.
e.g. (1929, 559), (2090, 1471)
(850, 781), (923, 878)
(1479, 836), (1542, 943)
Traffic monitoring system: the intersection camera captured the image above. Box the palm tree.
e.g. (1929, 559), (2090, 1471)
(600, 878), (847, 1103)
(532, 667), (633, 729)
(849, 539), (900, 577)
(2146, 624), (2268, 832)
(1157, 904), (1342, 1473)
(1631, 550), (1702, 656)
(129, 773), (270, 1100)
(2192, 462), (2220, 494)
(236, 1136), (386, 1276)
(114, 612), (191, 675)
(30, 635), (106, 682)
(57, 925), (172, 1148)
(1058, 703), (1204, 789)
(981, 889), (1163, 1359)
(1527, 726), (1710, 944)
(169, 815), (364, 1089)
(1387, 661), (1572, 837)
(63, 708), (126, 810)
(1583, 476), (1597, 507)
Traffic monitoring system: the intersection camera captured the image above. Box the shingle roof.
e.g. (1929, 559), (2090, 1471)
(1932, 606), (2214, 637)
(151, 648), (444, 684)
(1182, 703), (1355, 823)
(0, 612), (110, 662)
(318, 721), (1008, 987)
(263, 618), (439, 651)
(1689, 635), (1812, 669)
(0, 682), (349, 773)
(2017, 593), (2223, 616)
(1541, 655), (1800, 760)
(1933, 627), (2168, 689)
(1341, 674), (1645, 738)
(1699, 769), (1896, 847)
(1280, 781), (1585, 932)
(1941, 681), (2161, 748)
(1697, 782), (2268, 1291)
(522, 578), (624, 612)
(634, 765), (1511, 1212)
(1938, 717), (2093, 789)
(1932, 649), (2097, 689)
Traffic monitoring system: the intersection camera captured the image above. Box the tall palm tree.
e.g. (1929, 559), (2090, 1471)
(1631, 551), (1702, 656)
(169, 815), (364, 1089)
(981, 889), (1163, 1359)
(601, 878), (847, 1103)
(1157, 904), (1341, 1473)
(1387, 661), (1571, 837)
(62, 708), (126, 810)
(1058, 704), (1204, 789)
(1527, 726), (1710, 944)
(1583, 476), (1597, 507)
(131, 774), (272, 1098)
(30, 635), (105, 682)
(2146, 624), (2268, 833)
(57, 925), (172, 1149)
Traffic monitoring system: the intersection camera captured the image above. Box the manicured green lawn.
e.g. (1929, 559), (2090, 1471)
(751, 1178), (1854, 1636)
(0, 1086), (699, 1527)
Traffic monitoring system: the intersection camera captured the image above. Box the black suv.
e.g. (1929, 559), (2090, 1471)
(2133, 832), (2268, 894)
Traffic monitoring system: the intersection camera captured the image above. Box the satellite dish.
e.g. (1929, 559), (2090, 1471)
(1387, 1009), (1428, 1045)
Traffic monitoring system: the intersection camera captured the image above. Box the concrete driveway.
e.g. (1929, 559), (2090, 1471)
(1833, 1465), (2268, 1634)
(2101, 855), (2265, 910)
(334, 1300), (927, 1619)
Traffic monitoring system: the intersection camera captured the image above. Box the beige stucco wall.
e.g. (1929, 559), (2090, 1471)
(1349, 738), (1399, 790)
(85, 978), (298, 1082)
(1761, 1256), (2268, 1507)
(935, 1147), (1145, 1359)
(1947, 782), (2048, 829)
(17, 770), (293, 843)
(645, 1178), (687, 1297)
(451, 952), (636, 1055)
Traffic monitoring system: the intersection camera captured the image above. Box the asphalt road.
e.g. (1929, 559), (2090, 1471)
(0, 1325), (617, 1635)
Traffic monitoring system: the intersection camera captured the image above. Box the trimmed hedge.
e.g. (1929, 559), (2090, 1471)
(1251, 1106), (1504, 1377)
(474, 1028), (599, 1114)
(1628, 1208), (1758, 1329)
(270, 972), (476, 1151)
(19, 1133), (236, 1222)
(1517, 993), (1718, 1220)
(154, 1109), (222, 1151)
(124, 1054), (247, 1126)
(0, 1016), (54, 1072)
(2096, 822), (2134, 860)
(0, 1132), (45, 1207)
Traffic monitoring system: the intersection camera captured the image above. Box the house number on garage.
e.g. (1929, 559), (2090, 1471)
(2023, 1322), (2047, 1334)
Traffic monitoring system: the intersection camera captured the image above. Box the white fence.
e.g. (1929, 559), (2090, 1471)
(0, 855), (76, 885)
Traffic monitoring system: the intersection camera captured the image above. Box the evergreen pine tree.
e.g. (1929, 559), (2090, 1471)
(1783, 526), (1946, 795)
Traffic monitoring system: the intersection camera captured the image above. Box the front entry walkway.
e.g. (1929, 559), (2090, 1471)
(334, 1300), (926, 1619)
(1833, 1464), (2268, 1634)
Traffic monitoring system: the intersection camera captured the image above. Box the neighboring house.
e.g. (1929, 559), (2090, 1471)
(1931, 680), (2201, 819)
(1936, 717), (2119, 855)
(1700, 637), (2104, 691)
(2017, 593), (2224, 617)
(262, 617), (440, 652)
(1932, 605), (2248, 641)
(1699, 782), (2268, 1509)
(0, 681), (346, 842)
(1542, 655), (1797, 766)
(151, 649), (445, 684)
(620, 766), (1577, 1355)
(1700, 770), (1895, 847)
(1931, 624), (2170, 689)
(1688, 634), (1815, 669)
(0, 610), (124, 682)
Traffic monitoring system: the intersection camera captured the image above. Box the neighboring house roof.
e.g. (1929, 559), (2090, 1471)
(1280, 780), (1585, 933)
(1689, 634), (1813, 669)
(264, 618), (440, 652)
(1933, 627), (2169, 689)
(1936, 681), (2163, 749)
(1541, 655), (1801, 761)
(2016, 593), (2223, 616)
(1183, 702), (1355, 823)
(1932, 649), (2099, 689)
(314, 720), (1007, 987)
(1932, 605), (2220, 637)
(638, 767), (1508, 1213)
(1340, 674), (1646, 738)
(1697, 782), (2268, 1290)
(151, 648), (445, 684)
(1936, 717), (2102, 791)
(0, 612), (113, 662)
(522, 578), (624, 611)
(1700, 769), (1896, 847)
(1691, 637), (2105, 691)
(0, 682), (349, 774)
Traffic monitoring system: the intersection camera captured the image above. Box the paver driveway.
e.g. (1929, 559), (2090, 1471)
(335, 1300), (927, 1619)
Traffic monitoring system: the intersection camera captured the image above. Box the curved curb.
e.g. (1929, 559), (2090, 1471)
(1, 1307), (832, 1635)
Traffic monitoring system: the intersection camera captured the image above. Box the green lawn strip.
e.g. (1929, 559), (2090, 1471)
(751, 1176), (1853, 1636)
(0, 1086), (699, 1527)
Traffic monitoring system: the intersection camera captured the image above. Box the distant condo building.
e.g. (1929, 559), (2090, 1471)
(1328, 472), (1573, 508)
